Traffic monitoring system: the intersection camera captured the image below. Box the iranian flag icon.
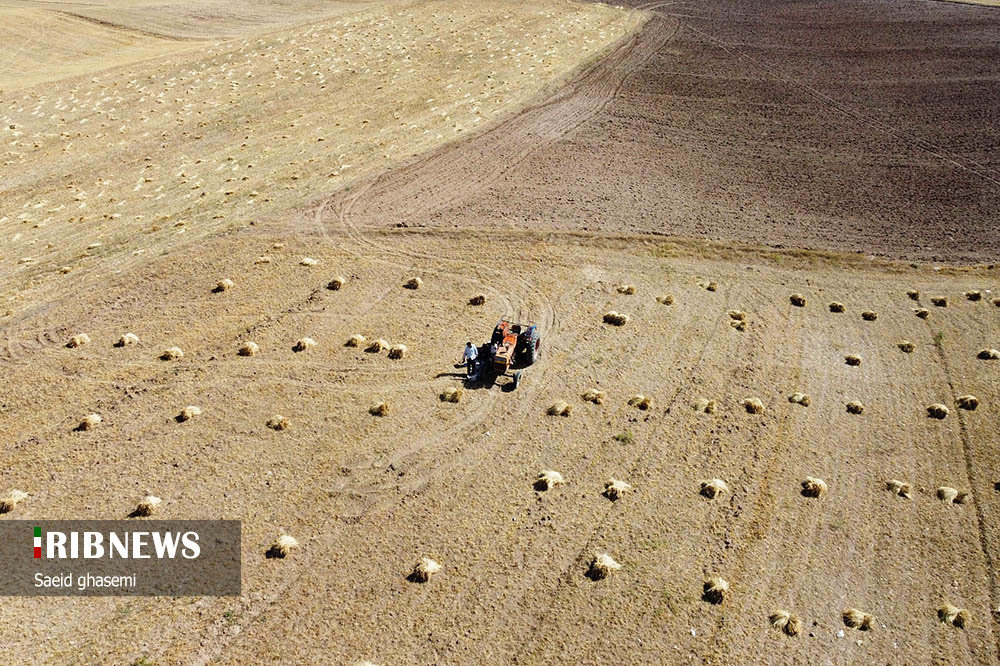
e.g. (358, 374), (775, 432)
(33, 526), (41, 558)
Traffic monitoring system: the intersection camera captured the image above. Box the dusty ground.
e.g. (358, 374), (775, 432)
(1, 0), (1000, 664)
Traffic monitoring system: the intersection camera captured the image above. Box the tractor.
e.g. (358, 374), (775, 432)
(467, 317), (541, 389)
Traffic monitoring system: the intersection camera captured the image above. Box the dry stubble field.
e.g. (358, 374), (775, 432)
(1, 0), (1000, 665)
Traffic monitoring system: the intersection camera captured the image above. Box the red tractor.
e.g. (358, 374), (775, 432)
(468, 317), (540, 389)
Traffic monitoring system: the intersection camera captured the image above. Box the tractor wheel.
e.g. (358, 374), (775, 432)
(512, 371), (522, 390)
(527, 339), (539, 365)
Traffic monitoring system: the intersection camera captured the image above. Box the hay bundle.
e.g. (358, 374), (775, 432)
(132, 495), (161, 517)
(255, 255), (272, 264)
(369, 401), (389, 417)
(698, 281), (718, 292)
(67, 333), (91, 348)
(535, 470), (565, 491)
(238, 341), (260, 357)
(582, 388), (605, 405)
(699, 478), (729, 499)
(0, 489), (28, 514)
(742, 397), (764, 414)
(387, 344), (407, 360)
(603, 311), (629, 326)
(956, 395), (979, 411)
(861, 311), (878, 321)
(977, 348), (1000, 360)
(769, 610), (801, 636)
(656, 294), (674, 305)
(994, 298), (1000, 307)
(931, 296), (947, 307)
(404, 276), (423, 290)
(77, 413), (102, 431)
(547, 401), (572, 417)
(730, 320), (746, 332)
(266, 535), (298, 559)
(161, 346), (184, 360)
(115, 332), (140, 347)
(628, 394), (651, 411)
(829, 302), (845, 313)
(914, 308), (930, 319)
(845, 354), (862, 366)
(603, 478), (631, 501)
(906, 289), (920, 301)
(927, 403), (949, 419)
(300, 257), (318, 266)
(846, 401), (865, 415)
(439, 387), (463, 403)
(468, 294), (486, 306)
(788, 392), (810, 407)
(586, 553), (621, 580)
(409, 557), (441, 583)
(789, 293), (806, 307)
(693, 398), (717, 414)
(266, 415), (289, 431)
(293, 337), (317, 352)
(965, 290), (982, 302)
(345, 334), (365, 348)
(842, 608), (874, 631)
(801, 476), (827, 498)
(886, 479), (912, 499)
(327, 276), (346, 291)
(366, 338), (388, 353)
(617, 284), (636, 295)
(728, 310), (746, 321)
(177, 405), (201, 422)
(213, 278), (234, 293)
(702, 577), (729, 605)
(898, 340), (915, 353)
(938, 604), (969, 629)
(936, 486), (967, 504)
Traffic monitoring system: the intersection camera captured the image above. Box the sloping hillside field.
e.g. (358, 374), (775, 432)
(1, 0), (999, 664)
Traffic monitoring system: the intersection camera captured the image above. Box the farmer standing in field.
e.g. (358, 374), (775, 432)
(462, 341), (479, 378)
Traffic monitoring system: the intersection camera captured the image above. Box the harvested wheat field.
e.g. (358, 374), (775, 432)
(2, 0), (1000, 664)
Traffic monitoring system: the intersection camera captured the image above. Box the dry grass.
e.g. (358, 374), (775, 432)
(0, 489), (29, 514)
(67, 333), (91, 348)
(699, 478), (729, 499)
(702, 577), (729, 605)
(730, 320), (746, 332)
(846, 401), (865, 415)
(238, 341), (260, 357)
(345, 334), (366, 348)
(886, 479), (912, 499)
(692, 398), (717, 414)
(956, 395), (979, 411)
(387, 344), (407, 360)
(603, 311), (629, 326)
(76, 413), (103, 431)
(369, 401), (389, 417)
(926, 403), (949, 419)
(131, 495), (161, 518)
(627, 394), (651, 410)
(938, 604), (969, 628)
(728, 310), (746, 321)
(404, 277), (423, 290)
(177, 405), (201, 422)
(161, 346), (184, 360)
(266, 535), (299, 559)
(300, 257), (318, 267)
(788, 392), (810, 407)
(582, 388), (605, 405)
(603, 478), (631, 501)
(327, 276), (346, 291)
(409, 557), (441, 583)
(769, 610), (801, 636)
(213, 278), (235, 293)
(741, 397), (764, 414)
(789, 293), (806, 307)
(534, 469), (566, 491)
(829, 301), (845, 313)
(698, 280), (718, 292)
(547, 401), (572, 417)
(936, 486), (967, 504)
(115, 332), (140, 347)
(616, 284), (636, 295)
(656, 294), (674, 305)
(439, 387), (463, 403)
(293, 338), (317, 353)
(366, 339), (389, 353)
(907, 289), (920, 300)
(842, 608), (874, 631)
(586, 553), (621, 580)
(801, 476), (828, 498)
(266, 415), (290, 431)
